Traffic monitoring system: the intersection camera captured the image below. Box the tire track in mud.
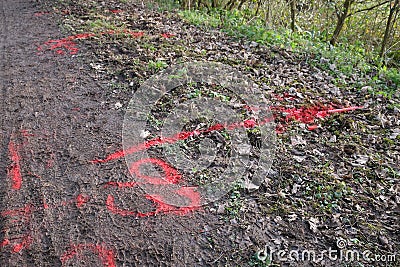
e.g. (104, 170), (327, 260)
(0, 0), (95, 265)
(0, 1), (62, 265)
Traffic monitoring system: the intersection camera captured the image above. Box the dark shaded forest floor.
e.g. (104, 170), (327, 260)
(0, 0), (398, 266)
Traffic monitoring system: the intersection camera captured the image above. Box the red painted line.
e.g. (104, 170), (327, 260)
(161, 33), (175, 38)
(91, 104), (362, 164)
(326, 106), (363, 114)
(307, 124), (318, 131)
(92, 116), (273, 164)
(272, 104), (363, 133)
(61, 243), (116, 267)
(7, 140), (23, 190)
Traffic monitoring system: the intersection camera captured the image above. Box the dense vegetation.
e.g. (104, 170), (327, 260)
(158, 0), (399, 97)
(177, 0), (399, 61)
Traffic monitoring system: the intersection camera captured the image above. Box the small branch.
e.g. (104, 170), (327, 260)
(348, 0), (391, 17)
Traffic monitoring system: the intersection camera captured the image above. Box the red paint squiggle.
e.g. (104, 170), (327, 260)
(61, 243), (116, 267)
(105, 158), (201, 217)
(104, 181), (137, 188)
(129, 158), (182, 185)
(34, 11), (51, 17)
(106, 187), (201, 218)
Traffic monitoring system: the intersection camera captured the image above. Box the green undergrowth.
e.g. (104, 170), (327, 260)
(156, 1), (399, 98)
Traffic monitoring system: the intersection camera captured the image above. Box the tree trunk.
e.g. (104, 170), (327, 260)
(255, 0), (263, 16)
(225, 0), (235, 10)
(290, 0), (296, 31)
(330, 0), (354, 46)
(380, 0), (399, 58)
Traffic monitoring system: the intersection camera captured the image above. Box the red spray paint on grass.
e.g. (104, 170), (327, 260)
(271, 104), (363, 133)
(161, 33), (175, 38)
(61, 243), (116, 267)
(92, 104), (362, 164)
(38, 30), (144, 55)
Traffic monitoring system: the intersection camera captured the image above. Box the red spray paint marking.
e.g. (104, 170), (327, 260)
(271, 104), (363, 133)
(61, 243), (116, 267)
(38, 30), (144, 55)
(8, 140), (23, 190)
(110, 9), (123, 14)
(161, 33), (175, 38)
(42, 194), (90, 210)
(0, 204), (33, 253)
(75, 194), (90, 208)
(105, 158), (201, 217)
(11, 235), (33, 253)
(147, 187), (201, 215)
(106, 188), (201, 218)
(20, 129), (34, 137)
(91, 116), (274, 164)
(92, 104), (361, 163)
(0, 194), (89, 253)
(129, 158), (182, 185)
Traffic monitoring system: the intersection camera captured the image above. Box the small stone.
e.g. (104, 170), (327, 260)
(115, 102), (123, 109)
